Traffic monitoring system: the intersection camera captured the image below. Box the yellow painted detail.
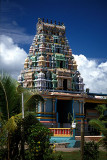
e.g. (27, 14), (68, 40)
(85, 99), (107, 104)
(37, 117), (56, 119)
(53, 134), (72, 137)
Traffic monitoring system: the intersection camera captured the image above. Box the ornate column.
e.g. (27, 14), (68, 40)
(40, 102), (42, 112)
(44, 99), (47, 113)
(83, 101), (84, 114)
(62, 78), (63, 89)
(52, 99), (55, 113)
(79, 101), (81, 114)
(79, 101), (82, 114)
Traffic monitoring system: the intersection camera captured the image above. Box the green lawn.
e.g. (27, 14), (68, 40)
(53, 151), (107, 160)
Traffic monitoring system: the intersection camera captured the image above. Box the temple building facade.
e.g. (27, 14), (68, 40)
(19, 18), (84, 92)
(18, 18), (107, 142)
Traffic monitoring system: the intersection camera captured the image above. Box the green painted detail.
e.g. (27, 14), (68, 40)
(55, 54), (65, 61)
(30, 56), (37, 67)
(72, 82), (75, 90)
(53, 83), (57, 89)
(52, 45), (55, 53)
(52, 80), (57, 82)
(52, 73), (57, 80)
(34, 72), (38, 79)
(56, 61), (59, 67)
(55, 54), (66, 68)
(30, 56), (37, 62)
(51, 72), (57, 89)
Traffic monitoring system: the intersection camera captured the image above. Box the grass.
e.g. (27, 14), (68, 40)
(53, 151), (107, 160)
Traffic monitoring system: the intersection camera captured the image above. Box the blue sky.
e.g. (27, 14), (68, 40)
(1, 0), (107, 59)
(0, 0), (107, 93)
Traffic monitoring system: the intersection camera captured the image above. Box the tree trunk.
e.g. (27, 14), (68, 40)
(7, 133), (10, 160)
(81, 118), (84, 160)
(21, 124), (25, 160)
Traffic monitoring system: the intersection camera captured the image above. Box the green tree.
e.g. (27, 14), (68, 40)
(25, 122), (53, 160)
(89, 104), (107, 149)
(0, 112), (54, 160)
(83, 141), (99, 160)
(8, 113), (41, 160)
(0, 74), (44, 160)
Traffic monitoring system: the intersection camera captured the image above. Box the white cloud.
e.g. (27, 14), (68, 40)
(73, 54), (107, 94)
(0, 23), (34, 44)
(0, 1), (34, 44)
(0, 35), (27, 79)
(0, 36), (107, 94)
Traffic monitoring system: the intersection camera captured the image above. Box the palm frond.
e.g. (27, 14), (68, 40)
(95, 104), (107, 120)
(89, 119), (105, 133)
(16, 85), (44, 111)
(24, 92), (44, 111)
(0, 74), (22, 119)
(5, 116), (17, 133)
(2, 113), (22, 133)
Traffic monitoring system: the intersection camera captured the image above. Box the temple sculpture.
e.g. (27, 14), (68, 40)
(18, 18), (84, 92)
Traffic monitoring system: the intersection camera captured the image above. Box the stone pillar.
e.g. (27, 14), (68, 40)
(62, 78), (63, 89)
(79, 100), (84, 114)
(79, 101), (82, 114)
(52, 99), (55, 113)
(40, 102), (42, 112)
(83, 101), (84, 114)
(44, 99), (47, 113)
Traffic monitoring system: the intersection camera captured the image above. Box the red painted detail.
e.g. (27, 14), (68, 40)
(49, 128), (72, 136)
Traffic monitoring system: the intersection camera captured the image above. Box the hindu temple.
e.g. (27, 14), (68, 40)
(18, 18), (107, 147)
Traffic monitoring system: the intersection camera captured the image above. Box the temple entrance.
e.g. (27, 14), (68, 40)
(57, 100), (72, 128)
(63, 79), (67, 90)
(57, 48), (60, 53)
(60, 61), (63, 68)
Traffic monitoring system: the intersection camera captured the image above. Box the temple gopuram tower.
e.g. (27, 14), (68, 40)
(19, 18), (84, 92)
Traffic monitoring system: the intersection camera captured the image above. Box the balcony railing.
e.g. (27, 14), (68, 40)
(49, 128), (73, 137)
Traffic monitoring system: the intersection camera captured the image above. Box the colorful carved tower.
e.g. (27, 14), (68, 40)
(18, 18), (84, 92)
(18, 18), (85, 133)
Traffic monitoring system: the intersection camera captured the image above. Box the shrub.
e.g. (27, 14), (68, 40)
(57, 153), (63, 160)
(0, 148), (7, 160)
(83, 141), (99, 160)
(26, 124), (53, 160)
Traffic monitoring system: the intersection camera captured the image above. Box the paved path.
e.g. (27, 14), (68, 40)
(54, 147), (106, 152)
(54, 148), (80, 152)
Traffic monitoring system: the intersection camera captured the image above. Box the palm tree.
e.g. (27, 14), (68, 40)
(0, 74), (44, 160)
(89, 104), (107, 149)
